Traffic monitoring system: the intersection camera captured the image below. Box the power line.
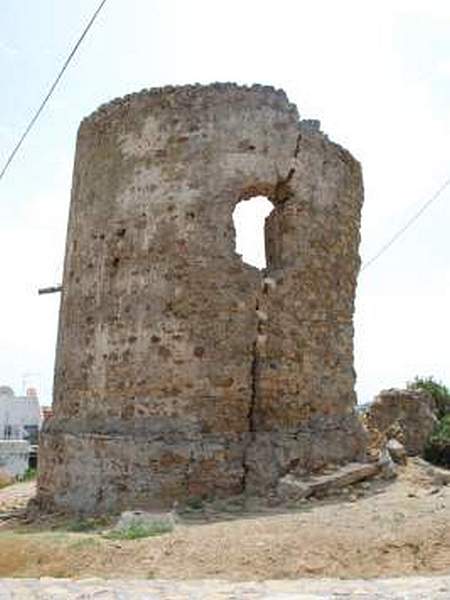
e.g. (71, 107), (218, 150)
(361, 175), (450, 272)
(0, 0), (108, 183)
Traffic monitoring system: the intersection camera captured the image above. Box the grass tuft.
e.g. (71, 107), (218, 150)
(105, 520), (173, 540)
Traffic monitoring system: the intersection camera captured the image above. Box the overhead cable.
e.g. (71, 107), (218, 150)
(361, 175), (450, 272)
(0, 0), (108, 182)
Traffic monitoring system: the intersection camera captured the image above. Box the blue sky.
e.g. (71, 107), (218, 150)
(0, 0), (449, 405)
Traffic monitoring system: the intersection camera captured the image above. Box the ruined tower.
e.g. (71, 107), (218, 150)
(38, 84), (366, 514)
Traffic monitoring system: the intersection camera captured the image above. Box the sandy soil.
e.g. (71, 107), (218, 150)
(1, 459), (450, 580)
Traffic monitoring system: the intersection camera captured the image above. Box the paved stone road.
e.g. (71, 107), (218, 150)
(0, 576), (449, 599)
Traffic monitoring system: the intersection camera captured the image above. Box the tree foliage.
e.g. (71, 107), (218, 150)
(407, 376), (450, 419)
(408, 376), (450, 468)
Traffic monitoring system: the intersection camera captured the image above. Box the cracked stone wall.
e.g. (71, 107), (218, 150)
(37, 84), (366, 514)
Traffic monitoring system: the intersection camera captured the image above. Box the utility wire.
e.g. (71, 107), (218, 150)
(0, 0), (108, 183)
(361, 175), (450, 272)
(2, 0), (446, 278)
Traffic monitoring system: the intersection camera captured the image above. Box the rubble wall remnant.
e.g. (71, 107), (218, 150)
(365, 389), (438, 456)
(37, 84), (366, 513)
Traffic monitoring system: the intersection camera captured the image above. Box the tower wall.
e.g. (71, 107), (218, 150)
(38, 84), (366, 513)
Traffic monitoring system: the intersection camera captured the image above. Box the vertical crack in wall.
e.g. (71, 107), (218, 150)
(248, 336), (259, 436)
(241, 130), (301, 492)
(273, 131), (302, 204)
(241, 295), (261, 492)
(248, 298), (261, 436)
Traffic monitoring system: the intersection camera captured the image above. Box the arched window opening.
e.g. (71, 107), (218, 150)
(232, 196), (274, 269)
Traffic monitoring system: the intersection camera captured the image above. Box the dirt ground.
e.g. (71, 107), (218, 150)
(1, 459), (450, 580)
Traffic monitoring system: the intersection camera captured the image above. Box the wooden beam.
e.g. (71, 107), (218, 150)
(38, 285), (63, 295)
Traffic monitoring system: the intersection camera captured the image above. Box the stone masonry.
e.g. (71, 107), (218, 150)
(37, 84), (366, 514)
(365, 388), (438, 456)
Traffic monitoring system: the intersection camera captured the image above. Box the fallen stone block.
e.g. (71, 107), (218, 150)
(386, 439), (408, 465)
(378, 449), (398, 480)
(277, 461), (382, 501)
(277, 474), (311, 502)
(307, 462), (381, 496)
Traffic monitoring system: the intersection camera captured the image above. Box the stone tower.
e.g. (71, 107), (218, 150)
(38, 84), (366, 514)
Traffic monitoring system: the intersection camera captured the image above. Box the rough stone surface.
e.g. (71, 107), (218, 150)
(114, 510), (175, 531)
(386, 438), (408, 465)
(377, 448), (398, 480)
(2, 577), (450, 599)
(414, 457), (450, 486)
(38, 83), (366, 514)
(277, 474), (311, 501)
(365, 389), (437, 456)
(277, 461), (383, 502)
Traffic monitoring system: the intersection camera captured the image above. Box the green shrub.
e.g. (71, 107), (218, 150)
(407, 377), (450, 467)
(67, 519), (93, 532)
(430, 414), (450, 442)
(18, 468), (37, 482)
(407, 376), (450, 419)
(105, 520), (173, 540)
(185, 496), (204, 510)
(424, 414), (450, 467)
(66, 516), (111, 532)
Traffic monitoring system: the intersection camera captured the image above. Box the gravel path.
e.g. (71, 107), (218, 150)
(0, 576), (450, 598)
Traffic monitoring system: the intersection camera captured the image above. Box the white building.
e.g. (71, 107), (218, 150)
(0, 385), (42, 442)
